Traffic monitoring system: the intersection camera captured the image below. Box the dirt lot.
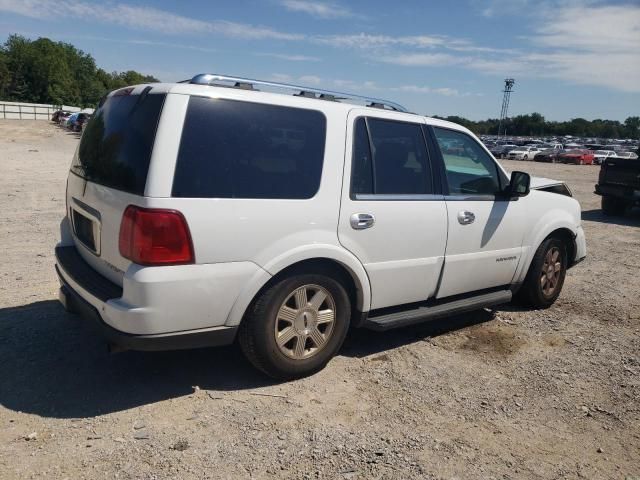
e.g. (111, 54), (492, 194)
(0, 120), (638, 479)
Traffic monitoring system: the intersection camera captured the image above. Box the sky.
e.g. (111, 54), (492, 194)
(0, 0), (639, 121)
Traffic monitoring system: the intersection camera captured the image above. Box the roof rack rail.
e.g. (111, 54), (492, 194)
(188, 73), (408, 112)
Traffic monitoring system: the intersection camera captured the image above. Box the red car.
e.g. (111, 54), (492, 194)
(557, 149), (595, 165)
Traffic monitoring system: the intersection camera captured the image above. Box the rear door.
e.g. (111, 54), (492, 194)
(65, 86), (167, 284)
(338, 111), (448, 310)
(429, 126), (525, 298)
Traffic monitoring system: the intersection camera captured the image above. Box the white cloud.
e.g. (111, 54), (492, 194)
(279, 0), (356, 19)
(393, 85), (481, 97)
(316, 33), (446, 49)
(298, 75), (322, 85)
(0, 0), (302, 40)
(378, 53), (462, 67)
(257, 52), (321, 62)
(530, 4), (640, 92)
(478, 0), (533, 18)
(535, 4), (640, 53)
(267, 74), (472, 98)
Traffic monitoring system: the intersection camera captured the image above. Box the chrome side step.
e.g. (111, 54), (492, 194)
(362, 290), (512, 332)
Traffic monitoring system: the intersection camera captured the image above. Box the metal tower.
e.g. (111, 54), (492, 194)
(498, 78), (515, 137)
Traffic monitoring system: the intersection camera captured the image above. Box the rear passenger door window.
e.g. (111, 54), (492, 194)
(351, 117), (432, 197)
(432, 127), (502, 196)
(173, 97), (326, 199)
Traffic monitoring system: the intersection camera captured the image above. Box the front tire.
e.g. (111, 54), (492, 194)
(238, 274), (351, 380)
(516, 237), (567, 308)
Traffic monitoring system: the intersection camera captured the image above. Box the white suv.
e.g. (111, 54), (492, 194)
(56, 74), (586, 379)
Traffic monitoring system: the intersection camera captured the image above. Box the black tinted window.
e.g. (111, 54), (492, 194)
(433, 127), (502, 195)
(351, 118), (373, 195)
(72, 90), (165, 195)
(173, 97), (326, 199)
(351, 117), (432, 196)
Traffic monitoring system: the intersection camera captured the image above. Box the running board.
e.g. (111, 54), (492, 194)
(362, 290), (512, 332)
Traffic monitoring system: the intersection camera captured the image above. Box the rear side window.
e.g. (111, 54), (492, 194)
(351, 117), (432, 196)
(72, 90), (165, 195)
(172, 97), (327, 199)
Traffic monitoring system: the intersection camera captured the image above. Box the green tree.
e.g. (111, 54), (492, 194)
(624, 117), (640, 139)
(1, 34), (159, 107)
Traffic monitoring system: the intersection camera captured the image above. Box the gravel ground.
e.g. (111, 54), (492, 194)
(0, 120), (638, 479)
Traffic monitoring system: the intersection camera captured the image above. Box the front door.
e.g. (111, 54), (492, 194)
(338, 111), (448, 310)
(430, 126), (525, 299)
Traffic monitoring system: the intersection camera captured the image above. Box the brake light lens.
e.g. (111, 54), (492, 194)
(119, 206), (194, 266)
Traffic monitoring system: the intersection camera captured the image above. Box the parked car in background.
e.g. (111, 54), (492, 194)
(558, 149), (595, 165)
(65, 113), (79, 129)
(489, 144), (518, 159)
(533, 143), (563, 152)
(534, 148), (562, 163)
(507, 146), (542, 160)
(614, 151), (639, 160)
(593, 150), (617, 164)
(563, 143), (584, 150)
(51, 110), (71, 123)
(68, 112), (92, 132)
(595, 157), (640, 215)
(57, 112), (73, 126)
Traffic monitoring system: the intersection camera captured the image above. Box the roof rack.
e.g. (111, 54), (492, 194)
(187, 73), (408, 112)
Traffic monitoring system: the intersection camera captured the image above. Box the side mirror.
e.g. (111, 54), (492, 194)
(507, 171), (531, 197)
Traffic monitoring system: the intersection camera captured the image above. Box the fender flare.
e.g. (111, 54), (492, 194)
(513, 212), (578, 285)
(224, 244), (371, 327)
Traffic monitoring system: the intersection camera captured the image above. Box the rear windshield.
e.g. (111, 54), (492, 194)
(71, 90), (166, 195)
(172, 97), (326, 199)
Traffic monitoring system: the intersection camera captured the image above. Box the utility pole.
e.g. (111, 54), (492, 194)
(498, 78), (515, 137)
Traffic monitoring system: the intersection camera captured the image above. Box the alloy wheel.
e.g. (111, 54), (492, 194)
(274, 284), (336, 360)
(540, 247), (562, 297)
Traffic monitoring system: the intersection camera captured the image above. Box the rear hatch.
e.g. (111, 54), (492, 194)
(600, 158), (640, 189)
(66, 86), (166, 286)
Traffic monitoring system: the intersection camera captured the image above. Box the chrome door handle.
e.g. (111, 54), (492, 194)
(457, 210), (475, 225)
(350, 213), (375, 230)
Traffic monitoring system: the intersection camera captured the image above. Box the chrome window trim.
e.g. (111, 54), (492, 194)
(353, 193), (444, 201)
(443, 194), (501, 202)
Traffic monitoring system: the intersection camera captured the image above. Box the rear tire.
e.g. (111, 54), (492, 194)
(516, 237), (567, 309)
(601, 196), (627, 216)
(238, 274), (351, 380)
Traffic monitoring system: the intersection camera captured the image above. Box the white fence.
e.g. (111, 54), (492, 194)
(0, 101), (81, 120)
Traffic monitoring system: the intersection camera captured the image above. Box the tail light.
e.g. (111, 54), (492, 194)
(119, 206), (194, 266)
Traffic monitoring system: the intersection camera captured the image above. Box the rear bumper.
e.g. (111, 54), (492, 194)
(55, 245), (239, 351)
(57, 273), (237, 351)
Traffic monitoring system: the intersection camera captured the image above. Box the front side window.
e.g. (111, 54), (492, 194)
(433, 127), (502, 195)
(173, 97), (326, 199)
(351, 117), (432, 196)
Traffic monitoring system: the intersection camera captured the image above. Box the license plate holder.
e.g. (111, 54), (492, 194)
(71, 199), (101, 255)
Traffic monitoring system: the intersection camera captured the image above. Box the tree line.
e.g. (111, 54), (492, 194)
(0, 35), (159, 108)
(435, 113), (639, 140)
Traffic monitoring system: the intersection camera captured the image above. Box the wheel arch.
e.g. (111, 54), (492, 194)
(224, 247), (371, 327)
(513, 214), (579, 286)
